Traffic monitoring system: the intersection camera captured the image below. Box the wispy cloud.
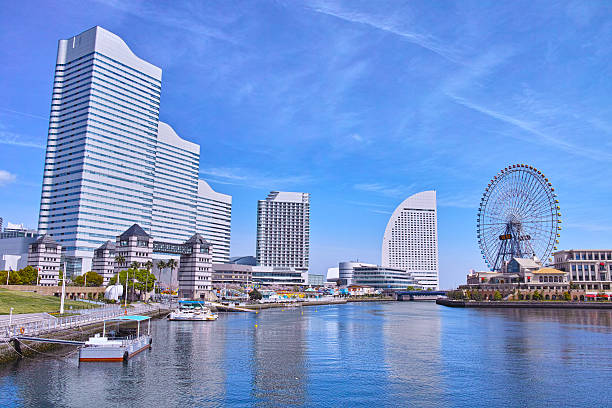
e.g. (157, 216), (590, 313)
(93, 0), (237, 44)
(306, 2), (464, 64)
(0, 131), (45, 149)
(447, 93), (612, 162)
(353, 182), (415, 198)
(437, 193), (478, 209)
(200, 167), (312, 189)
(0, 107), (47, 120)
(0, 170), (16, 186)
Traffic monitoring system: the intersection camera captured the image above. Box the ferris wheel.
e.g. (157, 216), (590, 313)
(477, 164), (561, 271)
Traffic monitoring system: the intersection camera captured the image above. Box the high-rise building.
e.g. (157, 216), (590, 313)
(256, 191), (310, 275)
(37, 26), (232, 275)
(381, 190), (439, 290)
(197, 180), (232, 263)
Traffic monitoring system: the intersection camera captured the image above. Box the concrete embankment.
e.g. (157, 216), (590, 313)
(437, 299), (612, 309)
(236, 299), (348, 311)
(0, 307), (171, 365)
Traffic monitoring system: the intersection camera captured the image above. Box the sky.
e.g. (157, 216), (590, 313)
(1, 0), (612, 288)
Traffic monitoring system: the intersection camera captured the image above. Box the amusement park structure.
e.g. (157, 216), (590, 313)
(477, 164), (561, 272)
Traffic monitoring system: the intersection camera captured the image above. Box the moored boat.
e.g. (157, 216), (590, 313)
(79, 315), (152, 362)
(168, 300), (218, 321)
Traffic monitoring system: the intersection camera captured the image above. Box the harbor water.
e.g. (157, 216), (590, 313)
(1, 302), (611, 407)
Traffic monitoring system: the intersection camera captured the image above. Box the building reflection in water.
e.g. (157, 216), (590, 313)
(383, 301), (443, 406)
(250, 308), (307, 406)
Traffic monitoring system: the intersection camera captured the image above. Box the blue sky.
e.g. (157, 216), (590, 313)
(1, 1), (611, 287)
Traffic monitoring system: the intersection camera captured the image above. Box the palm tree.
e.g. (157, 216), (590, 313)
(128, 262), (140, 300)
(144, 260), (153, 300)
(113, 254), (125, 288)
(166, 259), (178, 291)
(156, 260), (167, 291)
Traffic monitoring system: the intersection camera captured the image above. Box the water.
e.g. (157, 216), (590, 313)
(1, 302), (612, 407)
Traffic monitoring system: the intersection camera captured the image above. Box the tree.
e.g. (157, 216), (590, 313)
(114, 254), (125, 267)
(249, 288), (263, 301)
(166, 259), (178, 288)
(493, 290), (502, 301)
(2, 270), (23, 285)
(130, 261), (140, 270)
(73, 271), (103, 287)
(109, 268), (156, 298)
(407, 286), (415, 291)
(563, 291), (571, 301)
(19, 266), (38, 285)
(532, 290), (542, 301)
(156, 260), (167, 290)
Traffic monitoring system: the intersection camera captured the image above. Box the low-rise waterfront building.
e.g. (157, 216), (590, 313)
(212, 263), (252, 287)
(308, 274), (325, 286)
(0, 235), (38, 271)
(553, 249), (612, 291)
(27, 235), (61, 286)
(252, 266), (307, 287)
(352, 265), (420, 291)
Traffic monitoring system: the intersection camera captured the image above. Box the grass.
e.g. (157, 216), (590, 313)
(0, 288), (93, 314)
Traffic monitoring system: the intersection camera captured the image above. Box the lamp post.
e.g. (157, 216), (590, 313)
(6, 268), (10, 285)
(59, 262), (66, 315)
(9, 307), (13, 326)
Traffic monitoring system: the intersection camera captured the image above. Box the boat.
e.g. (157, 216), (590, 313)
(168, 300), (218, 321)
(79, 315), (152, 362)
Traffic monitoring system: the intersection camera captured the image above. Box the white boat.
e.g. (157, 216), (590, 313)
(168, 301), (218, 321)
(79, 315), (152, 362)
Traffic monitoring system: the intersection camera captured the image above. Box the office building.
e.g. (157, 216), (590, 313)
(28, 235), (62, 286)
(92, 241), (116, 285)
(382, 190), (439, 290)
(178, 234), (213, 299)
(256, 191), (310, 273)
(553, 249), (612, 291)
(197, 180), (232, 263)
(37, 26), (232, 276)
(152, 122), (200, 243)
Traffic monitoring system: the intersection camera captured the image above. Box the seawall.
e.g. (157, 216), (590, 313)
(0, 307), (170, 365)
(437, 299), (612, 309)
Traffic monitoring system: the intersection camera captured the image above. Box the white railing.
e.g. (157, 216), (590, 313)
(1, 303), (163, 340)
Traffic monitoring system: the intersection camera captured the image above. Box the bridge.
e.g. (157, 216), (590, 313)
(395, 291), (447, 301)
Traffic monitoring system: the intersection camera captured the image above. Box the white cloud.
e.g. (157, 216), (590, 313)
(200, 167), (312, 189)
(353, 182), (415, 198)
(0, 170), (16, 186)
(0, 130), (45, 149)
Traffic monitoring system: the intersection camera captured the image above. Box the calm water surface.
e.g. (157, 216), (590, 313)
(1, 302), (612, 407)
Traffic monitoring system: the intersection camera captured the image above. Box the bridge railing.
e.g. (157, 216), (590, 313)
(1, 303), (159, 340)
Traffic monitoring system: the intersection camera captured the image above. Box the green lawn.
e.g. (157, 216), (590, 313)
(0, 288), (92, 314)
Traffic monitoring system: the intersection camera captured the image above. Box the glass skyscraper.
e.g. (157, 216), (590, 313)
(38, 26), (231, 274)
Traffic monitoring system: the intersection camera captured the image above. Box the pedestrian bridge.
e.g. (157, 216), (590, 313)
(395, 291), (446, 301)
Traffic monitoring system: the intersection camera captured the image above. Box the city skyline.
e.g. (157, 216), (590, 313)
(1, 1), (612, 287)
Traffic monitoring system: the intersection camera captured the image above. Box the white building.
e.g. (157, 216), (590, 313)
(37, 26), (232, 276)
(152, 122), (200, 243)
(256, 191), (310, 274)
(28, 235), (62, 286)
(339, 261), (376, 286)
(0, 236), (38, 271)
(382, 190), (439, 290)
(251, 266), (307, 286)
(197, 180), (232, 263)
